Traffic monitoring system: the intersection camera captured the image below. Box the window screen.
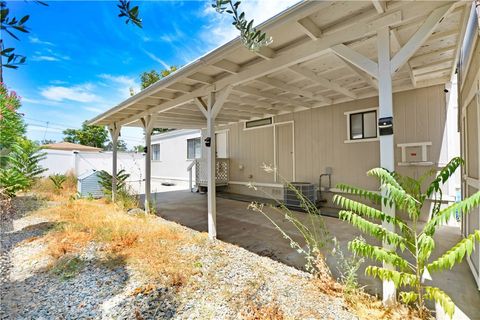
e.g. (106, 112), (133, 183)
(349, 110), (377, 140)
(151, 144), (160, 161)
(187, 138), (201, 159)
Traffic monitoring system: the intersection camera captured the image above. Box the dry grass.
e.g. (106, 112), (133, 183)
(37, 198), (207, 286)
(32, 171), (77, 202)
(242, 301), (285, 320)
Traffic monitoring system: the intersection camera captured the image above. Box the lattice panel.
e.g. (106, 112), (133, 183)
(195, 158), (229, 187)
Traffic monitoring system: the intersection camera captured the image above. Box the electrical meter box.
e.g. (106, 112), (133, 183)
(405, 146), (423, 163)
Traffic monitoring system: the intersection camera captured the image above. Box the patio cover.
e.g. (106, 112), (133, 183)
(89, 0), (469, 130)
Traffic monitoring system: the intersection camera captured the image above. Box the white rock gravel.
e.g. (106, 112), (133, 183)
(1, 198), (357, 320)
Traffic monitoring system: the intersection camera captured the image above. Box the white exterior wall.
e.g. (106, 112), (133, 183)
(150, 129), (201, 182)
(39, 149), (145, 183)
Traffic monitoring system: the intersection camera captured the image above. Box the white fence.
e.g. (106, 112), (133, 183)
(39, 150), (145, 184)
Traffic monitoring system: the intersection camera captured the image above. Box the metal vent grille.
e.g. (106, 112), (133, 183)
(284, 182), (315, 210)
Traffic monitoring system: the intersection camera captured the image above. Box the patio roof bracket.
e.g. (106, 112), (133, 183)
(108, 122), (121, 202)
(141, 115), (155, 213)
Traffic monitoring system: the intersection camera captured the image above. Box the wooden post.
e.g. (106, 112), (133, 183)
(141, 116), (154, 213)
(207, 92), (217, 239)
(108, 123), (121, 202)
(377, 26), (396, 306)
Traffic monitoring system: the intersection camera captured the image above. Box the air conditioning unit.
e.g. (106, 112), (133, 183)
(284, 182), (315, 210)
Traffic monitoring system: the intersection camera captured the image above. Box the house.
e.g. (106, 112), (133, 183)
(88, 0), (480, 304)
(150, 129), (201, 184)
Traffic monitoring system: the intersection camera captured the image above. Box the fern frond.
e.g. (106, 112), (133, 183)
(348, 238), (411, 271)
(367, 167), (403, 190)
(336, 183), (384, 204)
(399, 291), (419, 304)
(339, 210), (406, 248)
(427, 230), (480, 272)
(424, 191), (480, 236)
(334, 195), (411, 234)
(424, 286), (455, 319)
(365, 266), (417, 288)
(426, 157), (463, 198)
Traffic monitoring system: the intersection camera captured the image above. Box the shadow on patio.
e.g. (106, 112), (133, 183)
(142, 189), (479, 320)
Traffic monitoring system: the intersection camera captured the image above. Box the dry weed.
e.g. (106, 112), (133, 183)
(36, 199), (202, 288)
(242, 301), (285, 320)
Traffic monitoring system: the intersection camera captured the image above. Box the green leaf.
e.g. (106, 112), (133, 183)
(424, 286), (455, 319)
(426, 157), (464, 197)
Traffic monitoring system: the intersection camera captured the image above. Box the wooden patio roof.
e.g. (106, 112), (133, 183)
(89, 0), (471, 130)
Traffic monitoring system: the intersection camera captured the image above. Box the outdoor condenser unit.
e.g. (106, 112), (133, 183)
(284, 182), (315, 210)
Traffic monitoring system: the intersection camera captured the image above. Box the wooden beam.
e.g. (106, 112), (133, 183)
(330, 44), (378, 79)
(212, 59), (241, 74)
(165, 83), (192, 93)
(256, 76), (332, 103)
(297, 17), (322, 40)
(339, 57), (378, 89)
(390, 3), (454, 74)
(187, 73), (214, 84)
(449, 4), (470, 79)
(255, 46), (275, 60)
(372, 0), (386, 14)
(227, 94), (273, 110)
(409, 45), (456, 66)
(150, 91), (177, 100)
(391, 29), (416, 87)
(233, 86), (313, 109)
(211, 85), (232, 118)
(289, 64), (357, 99)
(194, 97), (208, 118)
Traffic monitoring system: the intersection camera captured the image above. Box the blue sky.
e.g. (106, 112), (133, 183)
(3, 0), (298, 148)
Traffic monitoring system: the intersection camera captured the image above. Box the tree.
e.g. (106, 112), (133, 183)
(140, 66), (178, 90)
(104, 139), (128, 152)
(334, 157), (480, 318)
(63, 121), (109, 148)
(0, 83), (26, 167)
(131, 145), (144, 153)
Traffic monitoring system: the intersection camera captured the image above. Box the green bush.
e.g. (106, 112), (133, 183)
(97, 169), (129, 197)
(334, 157), (480, 318)
(49, 174), (67, 193)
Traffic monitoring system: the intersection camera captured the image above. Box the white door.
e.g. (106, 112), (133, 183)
(216, 131), (228, 158)
(275, 123), (294, 182)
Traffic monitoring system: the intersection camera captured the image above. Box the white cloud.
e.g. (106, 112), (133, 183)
(98, 74), (139, 99)
(40, 84), (99, 103)
(84, 106), (104, 113)
(143, 50), (170, 69)
(31, 55), (60, 62)
(199, 0), (300, 47)
(29, 36), (54, 46)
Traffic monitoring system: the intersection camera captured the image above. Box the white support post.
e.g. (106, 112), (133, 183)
(377, 26), (396, 306)
(207, 91), (217, 239)
(141, 115), (154, 213)
(108, 123), (121, 202)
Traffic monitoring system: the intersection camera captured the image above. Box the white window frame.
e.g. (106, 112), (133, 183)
(344, 107), (379, 143)
(151, 143), (160, 161)
(186, 137), (202, 160)
(243, 117), (274, 131)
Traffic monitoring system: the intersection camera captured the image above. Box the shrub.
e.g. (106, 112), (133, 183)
(334, 157), (480, 318)
(0, 167), (29, 197)
(97, 169), (129, 196)
(49, 174), (67, 193)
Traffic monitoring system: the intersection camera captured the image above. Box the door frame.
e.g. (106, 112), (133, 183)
(273, 121), (295, 183)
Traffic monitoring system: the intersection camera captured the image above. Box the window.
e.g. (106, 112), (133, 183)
(245, 117), (272, 129)
(349, 110), (377, 140)
(187, 138), (201, 159)
(151, 144), (160, 161)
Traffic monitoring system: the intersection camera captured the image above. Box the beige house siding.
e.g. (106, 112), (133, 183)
(220, 85), (450, 199)
(459, 13), (480, 288)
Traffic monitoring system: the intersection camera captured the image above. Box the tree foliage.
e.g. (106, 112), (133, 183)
(140, 66), (178, 90)
(334, 157), (480, 318)
(104, 139), (128, 152)
(212, 0), (272, 51)
(97, 169), (130, 196)
(0, 83), (26, 157)
(63, 121), (109, 148)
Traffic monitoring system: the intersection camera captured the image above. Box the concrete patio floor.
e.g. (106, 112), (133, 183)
(145, 189), (479, 319)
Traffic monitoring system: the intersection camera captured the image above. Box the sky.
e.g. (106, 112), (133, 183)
(4, 0), (299, 148)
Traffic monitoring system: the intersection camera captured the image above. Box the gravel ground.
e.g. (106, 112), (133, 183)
(0, 197), (357, 320)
